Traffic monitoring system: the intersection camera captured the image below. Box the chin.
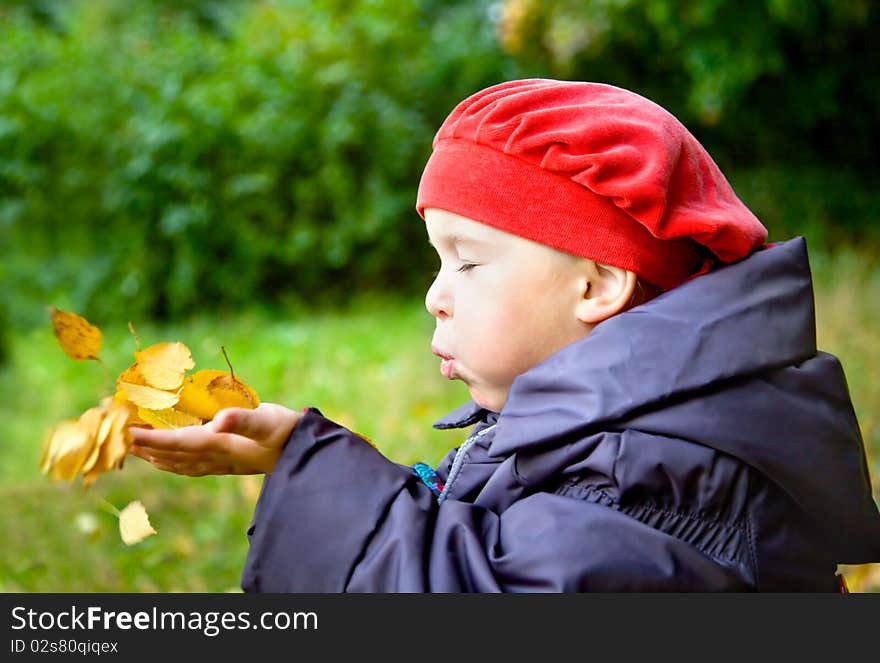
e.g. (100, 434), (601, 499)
(469, 388), (505, 414)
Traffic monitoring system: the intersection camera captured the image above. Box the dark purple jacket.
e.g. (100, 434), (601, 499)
(241, 238), (880, 591)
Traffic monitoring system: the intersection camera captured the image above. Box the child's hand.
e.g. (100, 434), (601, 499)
(128, 403), (304, 476)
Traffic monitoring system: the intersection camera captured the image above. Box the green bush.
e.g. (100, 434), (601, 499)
(0, 0), (514, 328)
(497, 0), (880, 167)
(2, 0), (878, 331)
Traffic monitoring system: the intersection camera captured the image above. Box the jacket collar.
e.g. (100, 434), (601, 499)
(433, 400), (497, 430)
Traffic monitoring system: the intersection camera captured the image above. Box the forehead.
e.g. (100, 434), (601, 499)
(424, 207), (589, 274)
(423, 208), (509, 248)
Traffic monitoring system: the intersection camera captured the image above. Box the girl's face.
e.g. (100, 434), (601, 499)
(424, 208), (593, 412)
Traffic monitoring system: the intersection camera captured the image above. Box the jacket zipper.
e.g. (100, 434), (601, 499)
(438, 424), (496, 504)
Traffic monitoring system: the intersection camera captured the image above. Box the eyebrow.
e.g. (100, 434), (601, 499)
(428, 234), (492, 250)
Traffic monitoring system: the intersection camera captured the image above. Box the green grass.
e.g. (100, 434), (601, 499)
(1, 249), (878, 592)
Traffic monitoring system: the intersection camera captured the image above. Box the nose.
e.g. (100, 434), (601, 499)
(425, 270), (451, 320)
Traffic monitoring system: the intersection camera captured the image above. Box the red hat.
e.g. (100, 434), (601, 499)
(416, 79), (767, 290)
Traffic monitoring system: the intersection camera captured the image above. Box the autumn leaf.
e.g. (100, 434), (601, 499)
(117, 362), (147, 387)
(176, 369), (228, 420)
(177, 368), (260, 420)
(118, 382), (182, 410)
(207, 373), (261, 409)
(41, 404), (107, 481)
(136, 407), (203, 430)
(40, 397), (134, 487)
(41, 420), (92, 481)
(48, 307), (102, 361)
(118, 500), (157, 545)
(134, 342), (195, 391)
(80, 407), (113, 475)
(82, 400), (133, 487)
(112, 390), (149, 427)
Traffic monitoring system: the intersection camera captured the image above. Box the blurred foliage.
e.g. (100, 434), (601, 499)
(496, 0), (879, 166)
(0, 0), (514, 328)
(1, 0), (878, 334)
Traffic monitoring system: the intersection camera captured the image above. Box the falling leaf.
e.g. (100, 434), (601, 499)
(118, 500), (157, 545)
(135, 342), (195, 390)
(83, 402), (133, 487)
(41, 401), (115, 481)
(48, 307), (102, 361)
(118, 382), (181, 410)
(80, 410), (113, 475)
(37, 427), (54, 475)
(70, 404), (109, 474)
(41, 420), (91, 481)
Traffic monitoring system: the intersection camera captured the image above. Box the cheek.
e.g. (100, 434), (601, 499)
(479, 275), (579, 366)
(459, 288), (540, 368)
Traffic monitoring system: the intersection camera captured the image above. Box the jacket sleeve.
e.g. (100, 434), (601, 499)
(241, 410), (749, 592)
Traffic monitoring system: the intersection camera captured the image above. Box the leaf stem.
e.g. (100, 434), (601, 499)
(98, 498), (121, 518)
(128, 321), (141, 352)
(221, 346), (236, 380)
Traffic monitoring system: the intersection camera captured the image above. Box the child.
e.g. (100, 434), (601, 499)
(129, 79), (880, 591)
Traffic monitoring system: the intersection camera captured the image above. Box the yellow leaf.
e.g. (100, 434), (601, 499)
(81, 400), (122, 474)
(71, 404), (108, 473)
(136, 407), (203, 430)
(134, 342), (195, 390)
(208, 373), (260, 410)
(48, 307), (102, 361)
(177, 369), (261, 419)
(101, 405), (133, 470)
(117, 362), (147, 387)
(42, 420), (92, 481)
(118, 382), (181, 410)
(176, 369), (228, 420)
(38, 426), (54, 475)
(112, 390), (149, 427)
(82, 401), (132, 487)
(118, 500), (157, 545)
(78, 404), (107, 438)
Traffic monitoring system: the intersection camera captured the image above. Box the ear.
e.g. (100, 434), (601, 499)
(575, 262), (638, 325)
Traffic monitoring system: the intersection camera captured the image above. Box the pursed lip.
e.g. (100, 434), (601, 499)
(431, 344), (457, 380)
(431, 344), (453, 361)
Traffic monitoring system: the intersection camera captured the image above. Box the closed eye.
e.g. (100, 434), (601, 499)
(457, 263), (478, 273)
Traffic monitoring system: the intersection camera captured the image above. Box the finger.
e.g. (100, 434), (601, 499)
(128, 424), (214, 452)
(212, 403), (298, 442)
(151, 460), (207, 477)
(134, 448), (204, 464)
(128, 444), (166, 464)
(155, 460), (235, 477)
(137, 454), (186, 474)
(128, 444), (149, 459)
